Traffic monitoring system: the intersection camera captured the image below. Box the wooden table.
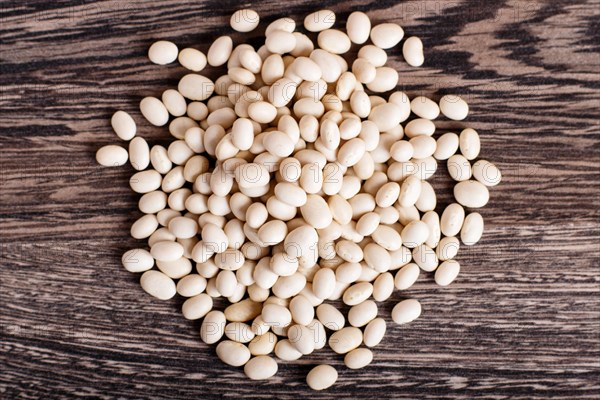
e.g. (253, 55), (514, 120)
(1, 1), (598, 398)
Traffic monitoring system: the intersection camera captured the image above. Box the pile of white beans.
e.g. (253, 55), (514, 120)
(96, 9), (501, 390)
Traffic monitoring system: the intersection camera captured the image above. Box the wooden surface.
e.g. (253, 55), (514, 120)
(1, 0), (599, 399)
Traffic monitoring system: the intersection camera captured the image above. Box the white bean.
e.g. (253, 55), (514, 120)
(96, 145), (128, 167)
(148, 40), (178, 65)
(391, 299), (422, 324)
(370, 23), (404, 49)
(346, 12), (371, 44)
(231, 9), (260, 32)
(111, 111), (136, 140)
(402, 36), (424, 67)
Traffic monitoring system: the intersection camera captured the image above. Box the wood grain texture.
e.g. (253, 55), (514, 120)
(1, 0), (599, 399)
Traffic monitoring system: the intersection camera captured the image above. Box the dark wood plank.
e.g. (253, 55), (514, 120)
(1, 0), (599, 399)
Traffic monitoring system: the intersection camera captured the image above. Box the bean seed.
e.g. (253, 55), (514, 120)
(96, 145), (128, 167)
(328, 326), (362, 354)
(454, 180), (490, 208)
(111, 111), (136, 140)
(304, 10), (336, 32)
(346, 12), (371, 44)
(140, 270), (176, 300)
(216, 340), (251, 366)
(148, 40), (178, 65)
(392, 299), (422, 324)
(459, 128), (481, 160)
(370, 23), (404, 49)
(461, 212), (484, 245)
(472, 160), (502, 186)
(403, 36), (424, 67)
(122, 248), (154, 273)
(306, 364), (338, 390)
(344, 348), (373, 369)
(363, 317), (386, 347)
(231, 9), (260, 33)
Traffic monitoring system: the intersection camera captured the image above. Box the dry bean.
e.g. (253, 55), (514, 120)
(371, 225), (402, 251)
(346, 12), (371, 44)
(98, 9), (503, 388)
(200, 310), (226, 344)
(373, 272), (394, 301)
(148, 40), (178, 65)
(352, 58), (376, 84)
(128, 137), (150, 170)
(392, 299), (422, 324)
(412, 244), (438, 272)
(440, 203), (466, 237)
(342, 282), (373, 306)
(368, 103), (402, 132)
(216, 340), (251, 367)
(178, 74), (215, 101)
(265, 30), (296, 54)
(410, 96), (440, 120)
(248, 101), (277, 123)
(248, 332), (277, 356)
(434, 132), (459, 160)
(344, 348), (373, 369)
(182, 293), (213, 320)
(96, 145), (128, 167)
(401, 221), (429, 248)
(178, 48), (207, 72)
(244, 356), (278, 380)
(306, 364), (338, 390)
(266, 17), (296, 35)
(140, 97), (169, 126)
(461, 212), (484, 245)
(208, 36), (233, 67)
(370, 23), (404, 49)
(289, 295), (314, 326)
(363, 317), (386, 347)
(111, 110), (136, 140)
(275, 339), (303, 361)
(304, 10), (335, 32)
(448, 154), (472, 181)
(436, 236), (460, 261)
(318, 29), (351, 54)
(439, 95), (469, 120)
(394, 263), (420, 290)
(459, 128), (481, 160)
(404, 118), (435, 137)
(435, 260), (461, 286)
(122, 248), (154, 273)
(402, 36), (424, 67)
(272, 273), (306, 299)
(261, 303), (292, 327)
(366, 67), (399, 93)
(416, 182), (437, 213)
(310, 49), (342, 83)
(301, 195), (333, 230)
(328, 326), (362, 354)
(288, 324), (315, 354)
(231, 9), (260, 32)
(140, 270), (176, 300)
(177, 274), (207, 297)
(454, 180), (490, 208)
(312, 268), (336, 299)
(472, 160), (502, 186)
(348, 300), (377, 327)
(358, 45), (387, 67)
(316, 303), (345, 331)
